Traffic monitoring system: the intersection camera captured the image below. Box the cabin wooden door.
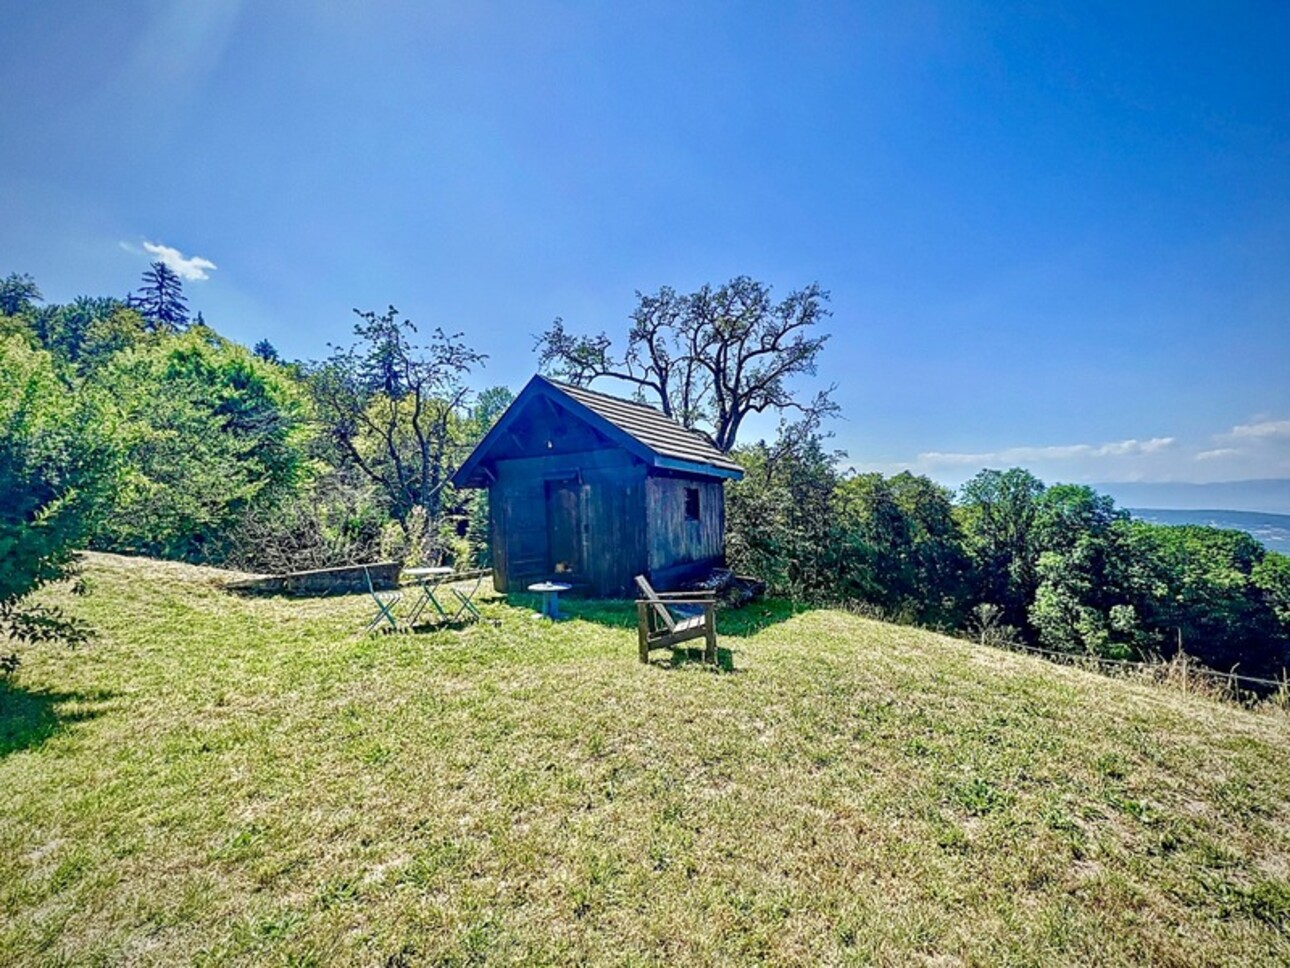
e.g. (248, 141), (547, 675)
(545, 479), (586, 578)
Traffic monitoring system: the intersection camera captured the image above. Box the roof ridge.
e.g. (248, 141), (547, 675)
(542, 376), (667, 412)
(542, 376), (721, 447)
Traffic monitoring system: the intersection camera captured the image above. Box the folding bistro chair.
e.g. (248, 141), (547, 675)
(446, 568), (489, 623)
(363, 564), (403, 633)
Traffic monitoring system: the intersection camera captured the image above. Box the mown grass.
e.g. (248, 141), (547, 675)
(2, 552), (1289, 966)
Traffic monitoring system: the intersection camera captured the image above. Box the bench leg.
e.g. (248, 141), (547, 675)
(704, 604), (717, 664)
(637, 602), (650, 663)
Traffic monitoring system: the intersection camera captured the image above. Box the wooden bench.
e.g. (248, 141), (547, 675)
(634, 575), (717, 664)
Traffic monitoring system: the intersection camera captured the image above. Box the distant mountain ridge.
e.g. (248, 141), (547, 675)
(1126, 508), (1290, 555)
(1095, 479), (1290, 515)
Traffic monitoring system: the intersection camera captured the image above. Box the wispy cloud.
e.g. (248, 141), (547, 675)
(121, 240), (217, 281)
(916, 437), (1176, 468)
(1227, 419), (1290, 440)
(864, 418), (1290, 486)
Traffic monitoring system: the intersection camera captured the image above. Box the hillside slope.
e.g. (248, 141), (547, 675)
(2, 553), (1288, 966)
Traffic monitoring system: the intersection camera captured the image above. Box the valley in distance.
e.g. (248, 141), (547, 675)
(1096, 478), (1290, 554)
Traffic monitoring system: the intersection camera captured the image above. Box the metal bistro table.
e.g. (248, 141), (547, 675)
(403, 566), (455, 625)
(528, 581), (573, 620)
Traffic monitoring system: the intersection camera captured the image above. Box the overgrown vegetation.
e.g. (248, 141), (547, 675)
(0, 330), (119, 675)
(727, 439), (1290, 683)
(1, 554), (1287, 965)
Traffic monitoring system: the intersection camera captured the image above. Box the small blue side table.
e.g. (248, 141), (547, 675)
(528, 581), (573, 620)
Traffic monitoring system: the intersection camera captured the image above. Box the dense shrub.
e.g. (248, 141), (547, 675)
(91, 332), (311, 563)
(0, 336), (119, 666)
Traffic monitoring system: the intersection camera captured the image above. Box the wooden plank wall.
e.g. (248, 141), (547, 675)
(489, 449), (648, 596)
(645, 476), (725, 578)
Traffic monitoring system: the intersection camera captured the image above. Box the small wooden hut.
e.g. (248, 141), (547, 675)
(451, 375), (744, 597)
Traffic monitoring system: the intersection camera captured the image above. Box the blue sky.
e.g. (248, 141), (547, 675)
(3, 1), (1287, 486)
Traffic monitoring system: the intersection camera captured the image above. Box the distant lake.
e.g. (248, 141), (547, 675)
(1128, 509), (1290, 554)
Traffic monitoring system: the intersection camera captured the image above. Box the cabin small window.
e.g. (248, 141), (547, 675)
(684, 487), (700, 521)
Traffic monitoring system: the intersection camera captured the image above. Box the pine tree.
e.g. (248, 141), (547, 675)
(129, 262), (189, 332)
(0, 272), (42, 316)
(253, 339), (280, 363)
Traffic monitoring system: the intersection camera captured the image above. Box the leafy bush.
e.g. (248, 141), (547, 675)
(91, 332), (311, 562)
(0, 336), (119, 672)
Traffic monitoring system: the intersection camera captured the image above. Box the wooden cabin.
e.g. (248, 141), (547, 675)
(451, 375), (744, 597)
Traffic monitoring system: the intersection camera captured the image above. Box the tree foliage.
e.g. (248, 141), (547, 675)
(0, 272), (42, 316)
(726, 421), (841, 597)
(1027, 486), (1144, 658)
(833, 472), (969, 627)
(1253, 552), (1290, 628)
(0, 336), (119, 670)
(253, 339), (280, 363)
(956, 468), (1047, 629)
(726, 458), (1290, 678)
(727, 427), (969, 627)
(537, 276), (836, 452)
(92, 332), (310, 561)
(307, 307), (486, 541)
(1123, 523), (1288, 675)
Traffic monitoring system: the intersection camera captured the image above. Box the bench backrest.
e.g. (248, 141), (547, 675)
(634, 575), (676, 631)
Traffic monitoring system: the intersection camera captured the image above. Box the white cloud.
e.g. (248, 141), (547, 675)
(862, 418), (1290, 486)
(1227, 419), (1290, 440)
(915, 437), (1176, 468)
(121, 239), (217, 280)
(141, 241), (217, 281)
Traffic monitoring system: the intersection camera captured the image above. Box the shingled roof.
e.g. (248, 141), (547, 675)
(451, 375), (744, 487)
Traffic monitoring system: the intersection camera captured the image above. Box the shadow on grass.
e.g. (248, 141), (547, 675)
(0, 683), (115, 759)
(639, 647), (749, 674)
(503, 594), (807, 639)
(404, 615), (502, 634)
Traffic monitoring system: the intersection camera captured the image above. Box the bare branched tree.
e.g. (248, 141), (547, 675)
(308, 306), (486, 532)
(536, 275), (837, 452)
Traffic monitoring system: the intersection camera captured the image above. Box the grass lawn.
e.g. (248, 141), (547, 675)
(3, 552), (1290, 966)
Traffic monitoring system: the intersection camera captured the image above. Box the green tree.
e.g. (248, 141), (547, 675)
(957, 468), (1046, 631)
(459, 386), (515, 567)
(253, 339), (280, 363)
(31, 296), (138, 367)
(0, 272), (42, 316)
(0, 336), (119, 673)
(1125, 523), (1286, 675)
(888, 472), (970, 626)
(831, 473), (914, 612)
(1253, 552), (1290, 630)
(727, 419), (841, 598)
(825, 472), (968, 625)
(537, 276), (836, 452)
(93, 331), (310, 561)
(77, 305), (151, 372)
(1026, 485), (1145, 657)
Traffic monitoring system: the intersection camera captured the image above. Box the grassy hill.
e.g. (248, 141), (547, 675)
(2, 554), (1289, 966)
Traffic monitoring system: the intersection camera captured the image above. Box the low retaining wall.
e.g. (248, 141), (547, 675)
(224, 561), (402, 597)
